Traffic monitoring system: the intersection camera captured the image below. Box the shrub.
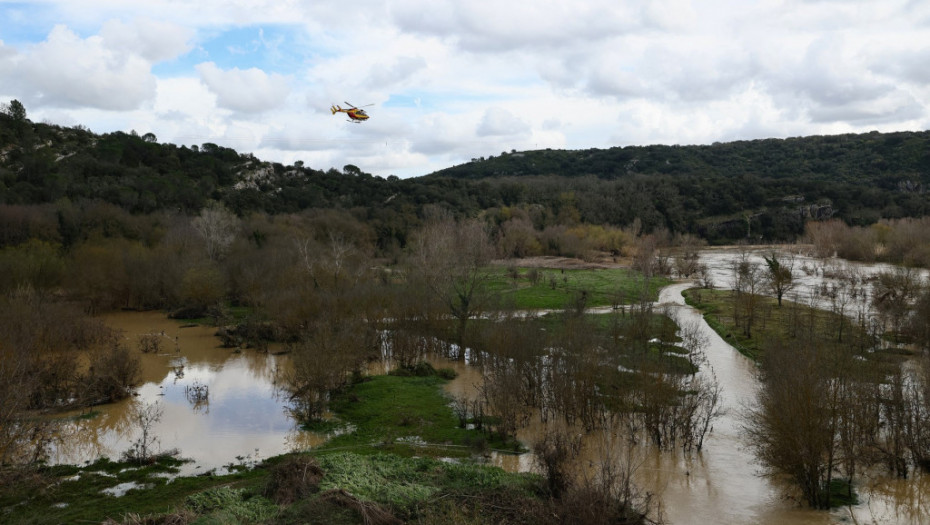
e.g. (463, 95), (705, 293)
(263, 455), (324, 504)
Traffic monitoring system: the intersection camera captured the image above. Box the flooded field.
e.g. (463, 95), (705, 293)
(48, 311), (325, 474)
(45, 247), (930, 524)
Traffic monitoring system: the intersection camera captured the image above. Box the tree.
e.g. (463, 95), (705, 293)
(3, 99), (26, 122)
(731, 250), (764, 337)
(745, 339), (839, 508)
(871, 268), (921, 343)
(122, 401), (164, 464)
(762, 252), (795, 307)
(192, 203), (240, 261)
(408, 215), (495, 359)
(281, 317), (369, 423)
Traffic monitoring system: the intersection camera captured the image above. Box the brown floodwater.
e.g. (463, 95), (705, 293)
(476, 279), (930, 524)
(48, 311), (328, 474)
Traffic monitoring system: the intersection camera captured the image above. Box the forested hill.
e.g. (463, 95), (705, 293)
(3, 103), (930, 245)
(429, 131), (930, 184)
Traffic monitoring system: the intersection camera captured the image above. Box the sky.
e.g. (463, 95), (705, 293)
(1, 1), (929, 179)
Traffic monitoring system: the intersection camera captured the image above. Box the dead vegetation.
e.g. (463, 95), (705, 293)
(263, 455), (324, 505)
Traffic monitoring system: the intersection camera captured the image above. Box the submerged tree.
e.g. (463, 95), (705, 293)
(762, 252), (795, 307)
(123, 401), (164, 464)
(407, 215), (495, 359)
(745, 339), (839, 509)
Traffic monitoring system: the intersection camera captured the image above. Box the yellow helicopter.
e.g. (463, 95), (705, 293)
(330, 102), (372, 122)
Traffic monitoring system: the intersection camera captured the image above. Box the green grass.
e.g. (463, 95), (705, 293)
(172, 304), (254, 326)
(0, 371), (539, 524)
(683, 290), (759, 360)
(322, 374), (515, 455)
(485, 266), (671, 310)
(315, 452), (537, 508)
(682, 288), (880, 367)
(0, 455), (265, 524)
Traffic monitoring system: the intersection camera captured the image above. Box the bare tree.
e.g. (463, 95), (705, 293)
(730, 251), (764, 337)
(672, 233), (706, 278)
(745, 339), (839, 509)
(534, 427), (582, 498)
(122, 401), (164, 464)
(871, 268), (921, 343)
(408, 216), (495, 359)
(192, 203), (240, 261)
(280, 317), (370, 423)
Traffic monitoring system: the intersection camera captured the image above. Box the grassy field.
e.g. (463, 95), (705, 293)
(321, 372), (518, 455)
(485, 266), (671, 310)
(681, 287), (906, 367)
(0, 455), (265, 524)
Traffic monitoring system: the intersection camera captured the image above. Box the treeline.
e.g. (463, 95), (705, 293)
(807, 216), (930, 267)
(3, 103), (930, 245)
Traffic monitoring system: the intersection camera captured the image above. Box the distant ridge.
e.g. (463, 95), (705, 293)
(3, 108), (929, 245)
(427, 130), (930, 183)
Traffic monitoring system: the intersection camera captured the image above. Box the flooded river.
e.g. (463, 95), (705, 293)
(47, 248), (929, 523)
(652, 281), (929, 525)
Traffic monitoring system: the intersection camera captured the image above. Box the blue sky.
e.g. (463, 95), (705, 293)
(2, 1), (930, 178)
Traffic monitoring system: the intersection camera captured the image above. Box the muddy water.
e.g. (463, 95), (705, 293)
(652, 283), (831, 524)
(472, 278), (929, 524)
(50, 313), (490, 474)
(658, 282), (929, 524)
(49, 311), (325, 473)
(698, 246), (929, 317)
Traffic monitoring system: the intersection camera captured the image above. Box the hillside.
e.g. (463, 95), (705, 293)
(430, 131), (930, 184)
(3, 105), (930, 245)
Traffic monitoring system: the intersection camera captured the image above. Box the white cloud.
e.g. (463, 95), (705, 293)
(366, 56), (427, 88)
(99, 17), (193, 62)
(195, 62), (291, 113)
(5, 0), (930, 178)
(6, 25), (157, 110)
(390, 0), (639, 52)
(477, 107), (530, 137)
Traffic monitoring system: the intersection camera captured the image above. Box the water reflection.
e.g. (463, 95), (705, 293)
(47, 312), (319, 471)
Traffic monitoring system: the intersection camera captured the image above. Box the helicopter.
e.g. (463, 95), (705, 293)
(331, 102), (372, 122)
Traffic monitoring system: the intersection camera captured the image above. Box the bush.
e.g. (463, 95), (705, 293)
(84, 342), (141, 404)
(263, 455), (324, 505)
(317, 489), (402, 525)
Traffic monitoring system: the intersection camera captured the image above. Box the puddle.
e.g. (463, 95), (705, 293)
(101, 481), (150, 497)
